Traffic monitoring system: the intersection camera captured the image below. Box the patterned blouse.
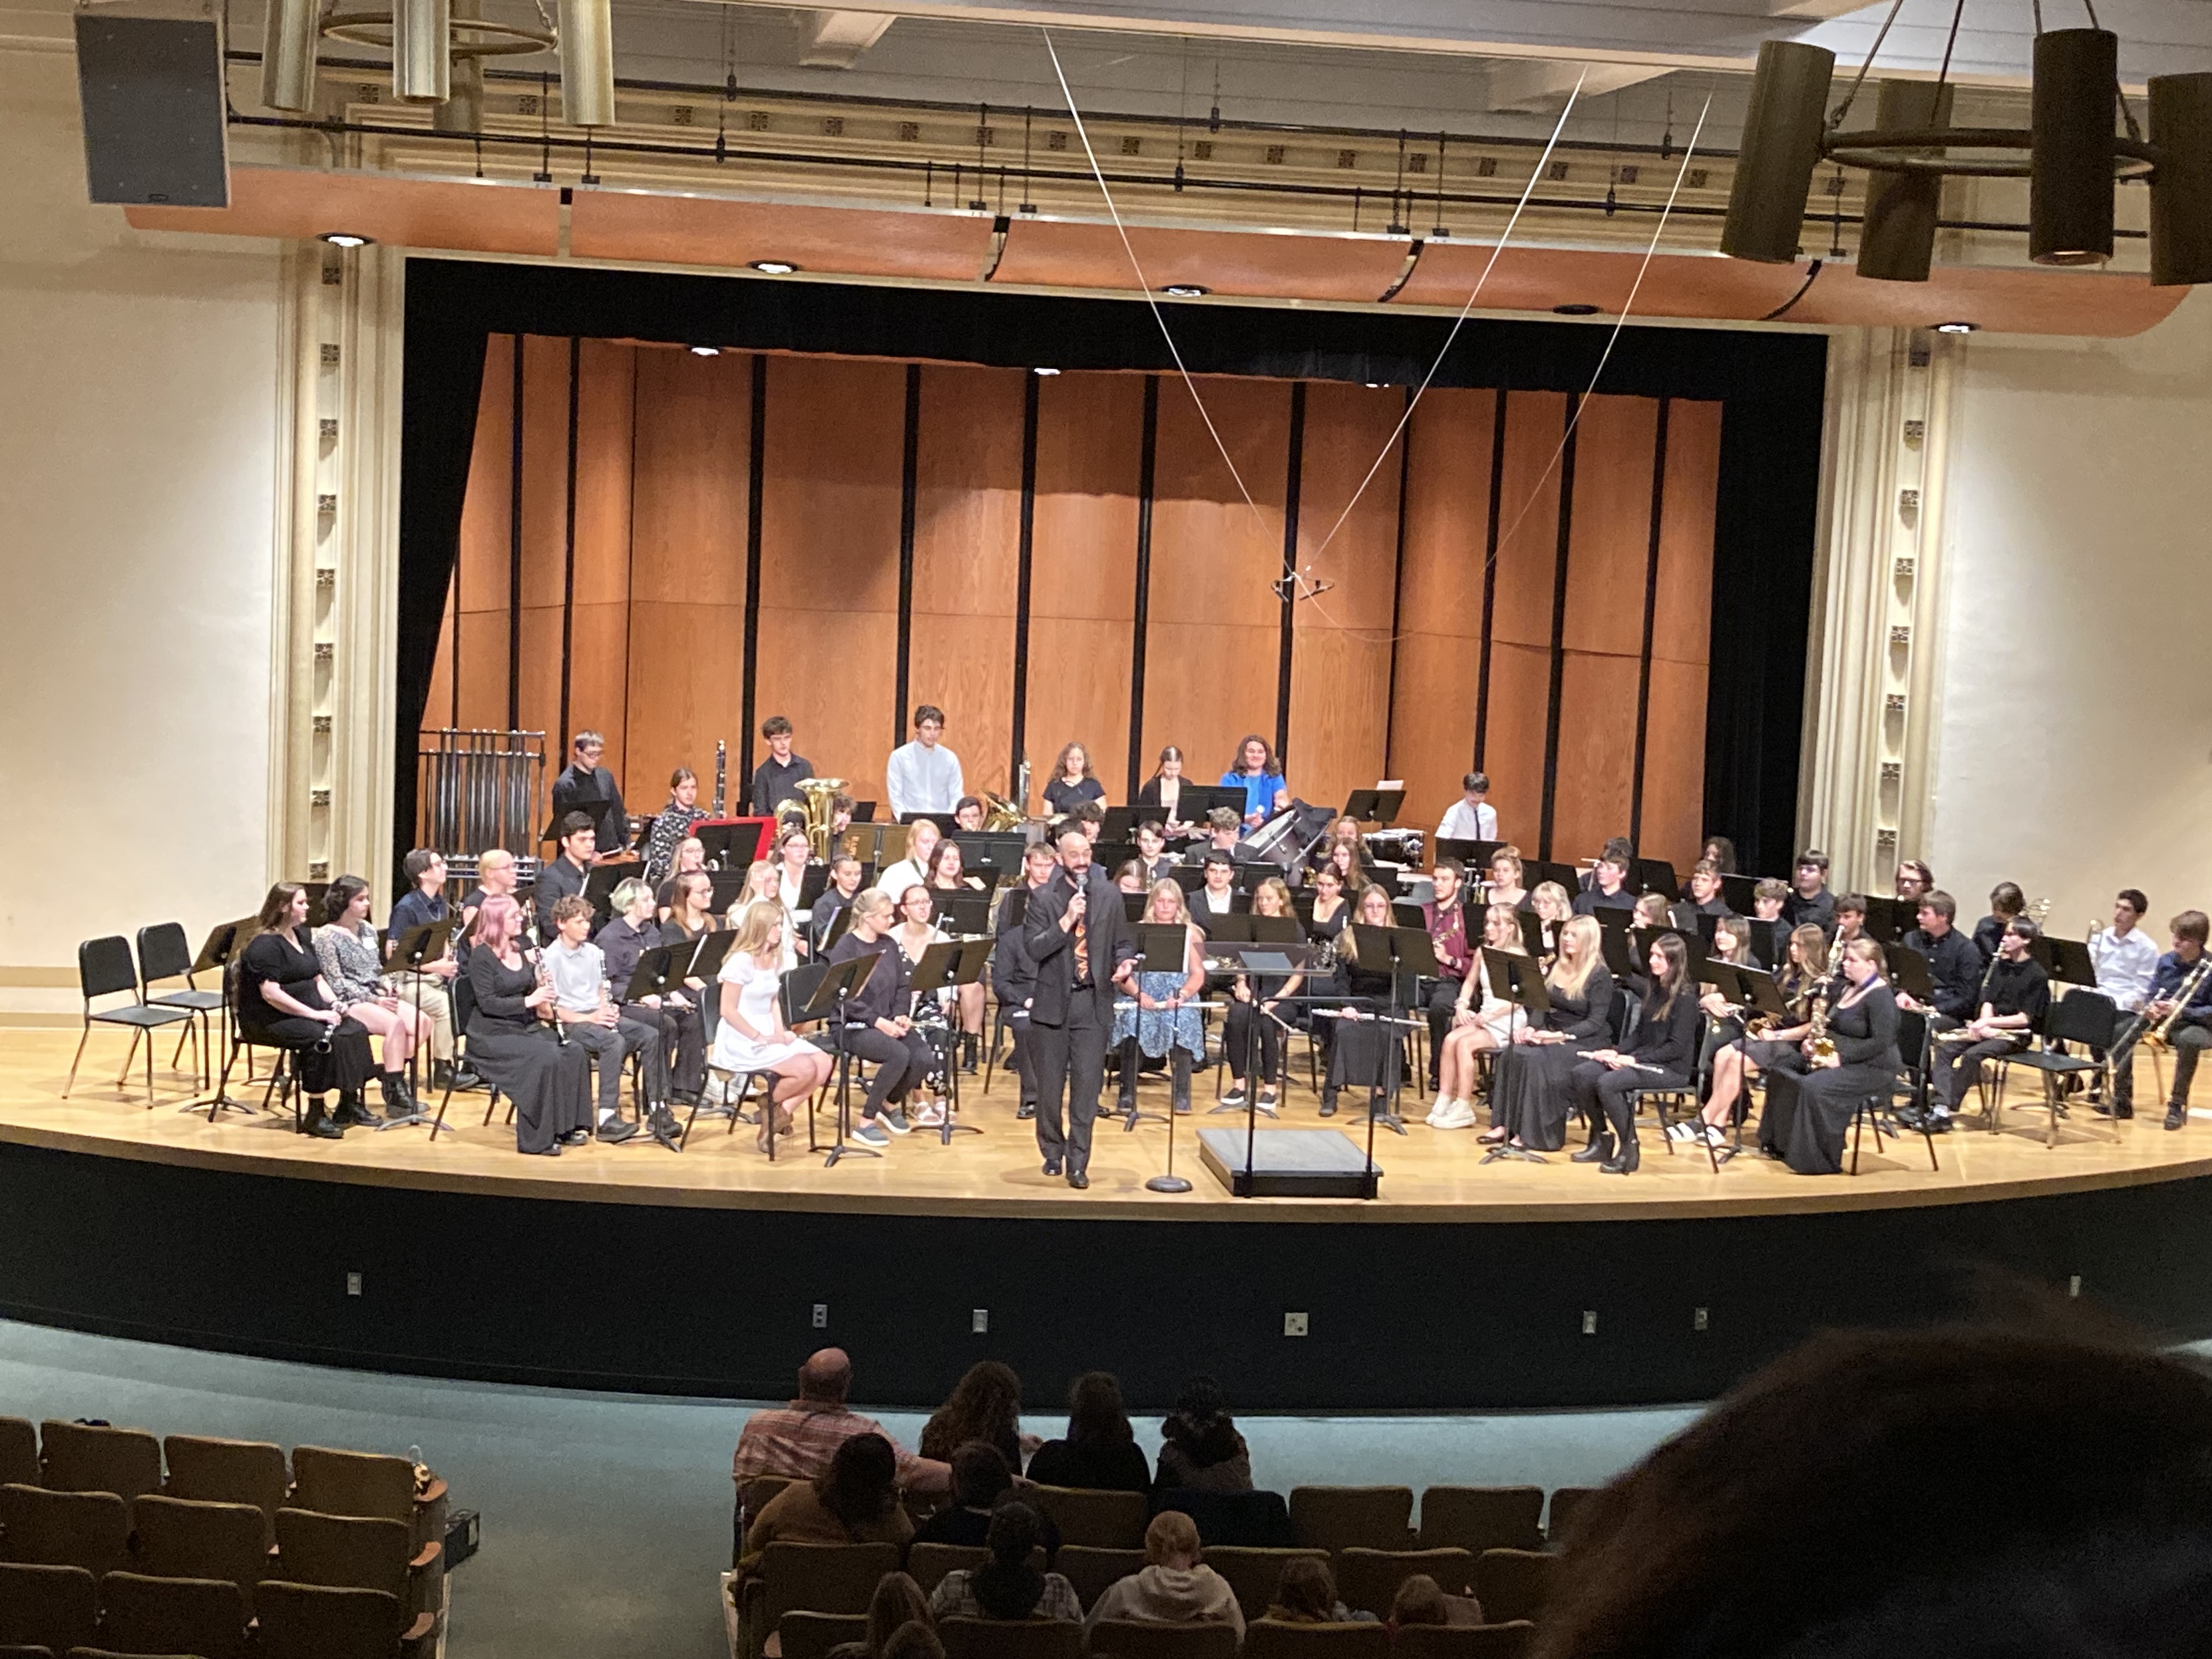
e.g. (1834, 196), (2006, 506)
(644, 802), (708, 884)
(313, 920), (389, 1008)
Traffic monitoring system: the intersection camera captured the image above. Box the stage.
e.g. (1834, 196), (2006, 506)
(5, 1029), (2212, 1410)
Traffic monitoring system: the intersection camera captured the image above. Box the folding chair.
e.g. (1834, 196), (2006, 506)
(734, 1540), (899, 1659)
(289, 1448), (447, 1566)
(39, 1422), (160, 1502)
(64, 937), (194, 1107)
(1052, 1545), (1142, 1612)
(134, 923), (227, 1095)
(1996, 990), (2114, 1148)
(0, 1562), (97, 1654)
(96, 1571), (249, 1659)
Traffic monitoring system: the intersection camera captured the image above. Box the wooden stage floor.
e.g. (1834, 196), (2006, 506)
(5, 1029), (2210, 1224)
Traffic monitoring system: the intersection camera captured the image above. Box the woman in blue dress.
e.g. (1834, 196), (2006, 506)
(1113, 879), (1208, 1117)
(1221, 734), (1290, 832)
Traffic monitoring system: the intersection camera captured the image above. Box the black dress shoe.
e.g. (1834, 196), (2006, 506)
(1066, 1169), (1090, 1190)
(597, 1118), (640, 1145)
(558, 1129), (590, 1147)
(1042, 1159), (1062, 1177)
(1922, 1113), (1953, 1135)
(2167, 1105), (2188, 1130)
(1570, 1134), (1616, 1164)
(1017, 1101), (1036, 1120)
(1600, 1141), (1640, 1175)
(1319, 1093), (1338, 1118)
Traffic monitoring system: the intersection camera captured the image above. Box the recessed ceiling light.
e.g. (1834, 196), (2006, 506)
(1033, 366), (1062, 376)
(1161, 284), (1209, 297)
(319, 232), (372, 249)
(1934, 320), (1979, 334)
(689, 345), (721, 357)
(751, 260), (797, 275)
(1552, 303), (1601, 316)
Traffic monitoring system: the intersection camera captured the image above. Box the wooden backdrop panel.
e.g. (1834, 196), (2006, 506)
(445, 332), (515, 732)
(1291, 381), (1401, 815)
(1561, 395), (1658, 659)
(911, 364), (1025, 798)
(1640, 658), (1710, 870)
(1142, 376), (1290, 779)
(1028, 374), (1143, 801)
(1488, 391), (1568, 653)
(1551, 652), (1643, 864)
(566, 340), (635, 780)
(1391, 388), (1496, 830)
(514, 335), (573, 833)
(1653, 399), (1722, 666)
(625, 347), (753, 797)
(1483, 642), (1551, 854)
(755, 354), (906, 806)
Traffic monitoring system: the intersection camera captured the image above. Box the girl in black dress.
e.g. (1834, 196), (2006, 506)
(1322, 884), (1409, 1120)
(1041, 742), (1107, 817)
(463, 894), (594, 1155)
(1760, 938), (1900, 1175)
(1566, 932), (1703, 1174)
(1681, 921), (1824, 1149)
(1135, 746), (1194, 837)
(1482, 915), (1616, 1152)
(237, 883), (376, 1139)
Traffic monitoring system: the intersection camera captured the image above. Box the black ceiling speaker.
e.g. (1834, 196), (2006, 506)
(75, 13), (229, 207)
(2030, 27), (2117, 266)
(1858, 78), (1955, 283)
(2149, 72), (2212, 285)
(1722, 41), (1835, 263)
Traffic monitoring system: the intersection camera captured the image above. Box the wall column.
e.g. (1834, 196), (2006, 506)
(1798, 326), (1962, 894)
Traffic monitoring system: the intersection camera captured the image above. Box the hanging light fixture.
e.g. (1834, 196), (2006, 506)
(557, 0), (616, 126)
(1858, 79), (1954, 283)
(261, 0), (321, 112)
(392, 0), (449, 103)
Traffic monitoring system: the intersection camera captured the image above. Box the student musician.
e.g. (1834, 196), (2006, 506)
(1574, 851), (1637, 918)
(2089, 888), (2158, 1117)
(461, 894), (594, 1155)
(828, 890), (937, 1148)
(654, 837), (707, 920)
(1420, 859), (1475, 1088)
(644, 769), (708, 885)
(1748, 881), (1791, 968)
(1566, 932), (1702, 1175)
(1198, 808), (1248, 863)
(1485, 849), (1529, 911)
(1700, 835), (1738, 874)
(1133, 820), (1177, 885)
(1222, 734), (1290, 832)
(730, 860), (795, 970)
(1910, 915), (2050, 1133)
(1895, 860), (1935, 905)
(542, 894), (661, 1145)
(1043, 742), (1106, 817)
(1785, 850), (1836, 934)
(533, 812), (598, 943)
(1322, 884), (1410, 1122)
(1436, 772), (1497, 843)
(1898, 890), (1984, 1027)
(953, 796), (987, 833)
(887, 704), (964, 819)
(1193, 851), (1240, 921)
(384, 848), (461, 1086)
(772, 826), (815, 952)
(314, 876), (432, 1123)
(809, 855), (866, 956)
(1481, 915), (1615, 1152)
(1113, 860), (1148, 895)
(890, 886), (960, 1124)
(992, 842), (1060, 1123)
(597, 877), (688, 1148)
(1831, 894), (1870, 953)
(749, 715), (813, 816)
(1529, 882), (1575, 962)
(1760, 938), (1899, 1175)
(1112, 879), (1207, 1120)
(873, 817), (941, 904)
(2119, 910), (2212, 1130)
(1678, 921), (1826, 1150)
(659, 872), (720, 1088)
(924, 843), (989, 1072)
(1137, 744), (1195, 835)
(1974, 882), (2028, 962)
(1431, 902), (1528, 1132)
(1671, 859), (1729, 932)
(1221, 877), (1305, 1115)
(711, 901), (833, 1155)
(550, 729), (629, 858)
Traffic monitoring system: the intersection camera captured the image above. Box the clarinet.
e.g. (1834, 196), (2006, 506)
(712, 738), (727, 816)
(532, 947), (570, 1047)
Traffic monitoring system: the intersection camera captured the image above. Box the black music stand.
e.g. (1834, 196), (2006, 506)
(187, 917), (257, 1118)
(1205, 938), (1317, 1193)
(2042, 935), (2097, 986)
(1478, 949), (1554, 1165)
(697, 820), (769, 872)
(1746, 918), (1784, 972)
(1113, 925), (1192, 1131)
(907, 940), (986, 1142)
(1348, 924), (1435, 1138)
(383, 916), (456, 1131)
(1888, 941), (1936, 1004)
(1718, 873), (1762, 916)
(1437, 837), (1505, 870)
(1861, 896), (1914, 945)
(1343, 788), (1404, 826)
(803, 951), (883, 1167)
(933, 891), (992, 939)
(1632, 859), (1681, 901)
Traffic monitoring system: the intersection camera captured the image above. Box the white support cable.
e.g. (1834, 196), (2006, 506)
(1039, 27), (1263, 525)
(1296, 72), (1589, 582)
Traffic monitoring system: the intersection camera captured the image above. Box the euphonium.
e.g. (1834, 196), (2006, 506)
(980, 791), (1024, 831)
(774, 776), (847, 861)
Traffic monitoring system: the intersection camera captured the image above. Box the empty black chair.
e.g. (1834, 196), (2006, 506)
(64, 937), (194, 1107)
(135, 922), (227, 1092)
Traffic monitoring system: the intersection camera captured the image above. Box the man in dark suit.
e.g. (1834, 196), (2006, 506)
(1023, 827), (1137, 1190)
(992, 842), (1060, 1124)
(551, 729), (630, 857)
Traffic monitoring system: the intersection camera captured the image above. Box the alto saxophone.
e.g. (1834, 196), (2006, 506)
(1806, 985), (1836, 1064)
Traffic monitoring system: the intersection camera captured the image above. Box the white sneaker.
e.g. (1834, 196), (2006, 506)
(1423, 1095), (1454, 1126)
(1430, 1097), (1477, 1130)
(1667, 1121), (1695, 1142)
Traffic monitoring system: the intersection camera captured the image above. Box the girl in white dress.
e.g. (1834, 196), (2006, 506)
(712, 901), (832, 1153)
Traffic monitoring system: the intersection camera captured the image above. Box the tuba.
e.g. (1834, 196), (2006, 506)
(775, 777), (847, 862)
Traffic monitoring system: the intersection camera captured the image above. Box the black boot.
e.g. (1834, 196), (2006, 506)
(961, 1033), (979, 1074)
(333, 1090), (376, 1128)
(1571, 1131), (1616, 1164)
(380, 1073), (420, 1121)
(301, 1096), (345, 1139)
(1600, 1137), (1641, 1175)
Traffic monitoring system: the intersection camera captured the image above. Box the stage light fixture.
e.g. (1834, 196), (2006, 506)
(751, 260), (797, 275)
(689, 345), (720, 357)
(1162, 284), (1209, 297)
(319, 232), (373, 249)
(1032, 366), (1062, 376)
(261, 0), (322, 112)
(2149, 72), (2212, 285)
(1858, 78), (1953, 283)
(393, 0), (450, 103)
(556, 0), (616, 126)
(1720, 39), (1833, 263)
(1933, 320), (1979, 333)
(1552, 303), (1601, 315)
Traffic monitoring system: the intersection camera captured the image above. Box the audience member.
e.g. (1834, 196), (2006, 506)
(881, 1624), (943, 1659)
(1387, 1573), (1482, 1630)
(1082, 1511), (1245, 1643)
(742, 1432), (914, 1562)
(1154, 1374), (1253, 1493)
(1265, 1556), (1375, 1624)
(911, 1442), (1062, 1557)
(1025, 1371), (1153, 1493)
(1533, 1324), (2212, 1659)
(827, 1573), (932, 1659)
(927, 1500), (1082, 1624)
(919, 1359), (1030, 1469)
(732, 1347), (951, 1499)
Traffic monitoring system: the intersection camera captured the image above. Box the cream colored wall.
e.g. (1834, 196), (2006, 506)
(1922, 289), (2212, 934)
(0, 46), (284, 1017)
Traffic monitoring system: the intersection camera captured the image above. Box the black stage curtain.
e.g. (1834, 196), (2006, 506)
(397, 256), (1825, 874)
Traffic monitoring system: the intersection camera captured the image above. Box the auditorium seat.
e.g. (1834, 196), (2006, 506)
(1085, 1618), (1240, 1657)
(252, 1580), (435, 1659)
(289, 1447), (447, 1563)
(1242, 1620), (1391, 1657)
(1052, 1545), (1142, 1611)
(1393, 1623), (1538, 1657)
(273, 1508), (441, 1624)
(0, 1649), (57, 1659)
(774, 1609), (866, 1659)
(1026, 1485), (1148, 1549)
(0, 1563), (98, 1654)
(1333, 1548), (1476, 1618)
(68, 1651), (201, 1659)
(97, 1570), (250, 1659)
(1543, 1487), (1600, 1544)
(0, 1421), (37, 1489)
(38, 1425), (160, 1503)
(1197, 1545), (1328, 1622)
(734, 1541), (900, 1659)
(160, 1436), (289, 1522)
(0, 1487), (130, 1579)
(1153, 1487), (1295, 1547)
(906, 1541), (988, 1593)
(939, 1615), (1083, 1657)
(1288, 1487), (1414, 1554)
(127, 1494), (270, 1611)
(1469, 1550), (1555, 1626)
(1417, 1487), (1545, 1556)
